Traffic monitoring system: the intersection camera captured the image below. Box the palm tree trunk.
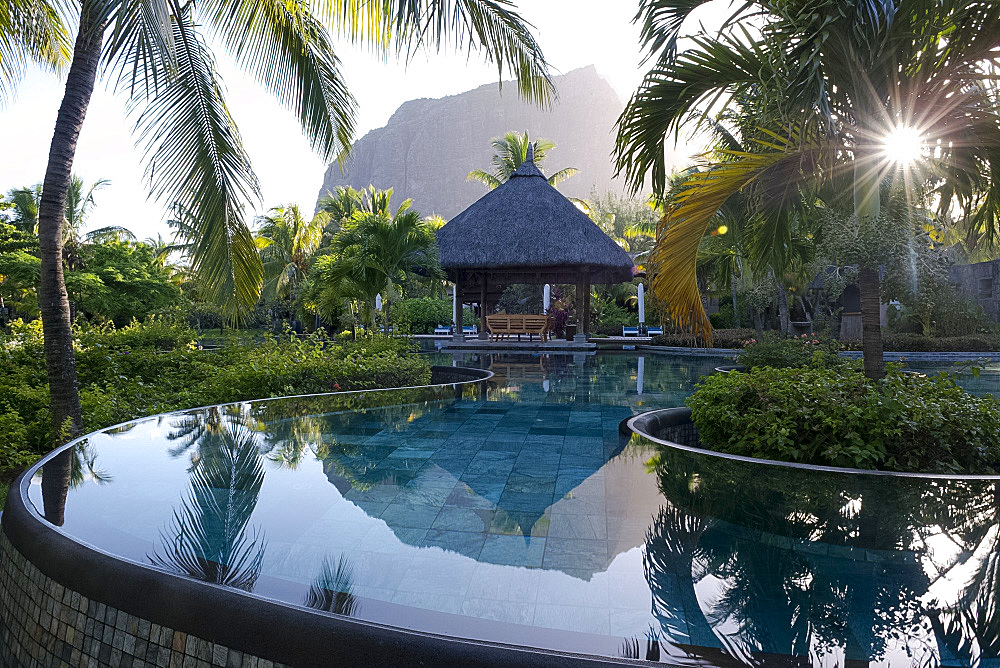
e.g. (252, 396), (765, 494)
(858, 265), (884, 379)
(854, 140), (885, 380)
(774, 274), (789, 335)
(37, 5), (103, 443)
(731, 279), (740, 328)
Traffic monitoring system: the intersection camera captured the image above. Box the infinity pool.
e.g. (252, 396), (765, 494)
(16, 351), (1000, 666)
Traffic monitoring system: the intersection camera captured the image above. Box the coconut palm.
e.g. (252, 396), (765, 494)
(255, 204), (327, 301)
(615, 0), (1000, 378)
(467, 130), (577, 189)
(5, 0), (550, 447)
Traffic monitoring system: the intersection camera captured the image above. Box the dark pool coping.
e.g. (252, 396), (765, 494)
(2, 365), (673, 668)
(627, 407), (1000, 480)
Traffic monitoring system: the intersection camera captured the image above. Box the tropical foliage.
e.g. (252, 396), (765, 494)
(616, 0), (1000, 378)
(303, 189), (443, 330)
(467, 131), (577, 189)
(255, 204), (327, 302)
(0, 318), (429, 483)
(687, 365), (1000, 473)
(5, 0), (550, 454)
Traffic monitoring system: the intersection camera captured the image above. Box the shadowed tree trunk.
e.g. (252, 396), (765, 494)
(775, 276), (789, 335)
(858, 266), (884, 379)
(37, 4), (103, 444)
(731, 279), (741, 328)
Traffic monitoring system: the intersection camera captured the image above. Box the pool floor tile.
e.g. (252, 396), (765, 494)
(480, 535), (546, 567)
(420, 529), (486, 558)
(489, 511), (550, 537)
(431, 507), (492, 533)
(542, 538), (610, 571)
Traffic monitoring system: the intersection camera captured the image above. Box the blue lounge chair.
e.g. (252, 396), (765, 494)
(646, 326), (663, 336)
(462, 325), (478, 336)
(622, 326), (639, 337)
(433, 325), (451, 335)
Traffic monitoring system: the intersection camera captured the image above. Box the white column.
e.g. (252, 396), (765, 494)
(543, 283), (551, 312)
(375, 294), (383, 311)
(637, 355), (645, 396)
(637, 283), (645, 325)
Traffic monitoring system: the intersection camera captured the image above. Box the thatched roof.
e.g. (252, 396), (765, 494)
(436, 150), (635, 284)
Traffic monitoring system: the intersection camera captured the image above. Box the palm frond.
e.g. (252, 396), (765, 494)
(466, 168), (501, 189)
(116, 2), (263, 320)
(650, 133), (824, 341)
(546, 167), (578, 187)
(198, 0), (356, 162)
(615, 31), (768, 197)
(0, 0), (70, 102)
(317, 0), (552, 105)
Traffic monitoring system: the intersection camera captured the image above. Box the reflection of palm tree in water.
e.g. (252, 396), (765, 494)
(41, 440), (112, 526)
(150, 409), (267, 591)
(924, 482), (1000, 665)
(305, 555), (358, 617)
(638, 447), (951, 666)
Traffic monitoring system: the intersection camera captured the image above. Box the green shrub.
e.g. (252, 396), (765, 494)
(0, 320), (430, 482)
(393, 297), (453, 334)
(687, 365), (1000, 473)
(738, 333), (843, 369)
(709, 303), (735, 329)
(651, 328), (756, 349)
(842, 333), (1000, 352)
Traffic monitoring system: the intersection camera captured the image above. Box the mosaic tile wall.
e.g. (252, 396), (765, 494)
(0, 531), (291, 668)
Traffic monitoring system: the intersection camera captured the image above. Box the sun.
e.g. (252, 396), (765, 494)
(883, 125), (924, 166)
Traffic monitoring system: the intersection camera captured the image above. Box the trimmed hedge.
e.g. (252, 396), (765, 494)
(0, 319), (430, 481)
(687, 365), (1000, 473)
(650, 328), (757, 349)
(843, 333), (1000, 352)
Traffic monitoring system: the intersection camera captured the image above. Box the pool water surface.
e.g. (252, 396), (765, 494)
(24, 351), (1000, 666)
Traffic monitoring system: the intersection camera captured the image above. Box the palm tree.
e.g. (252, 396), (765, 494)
(5, 1), (550, 447)
(312, 200), (443, 329)
(467, 130), (577, 189)
(6, 184), (41, 234)
(615, 0), (1000, 379)
(255, 204), (327, 301)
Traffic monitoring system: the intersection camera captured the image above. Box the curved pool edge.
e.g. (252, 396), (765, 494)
(1, 365), (649, 667)
(627, 407), (1000, 480)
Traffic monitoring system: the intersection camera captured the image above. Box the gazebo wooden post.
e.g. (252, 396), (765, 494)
(478, 272), (489, 340)
(574, 275), (587, 342)
(582, 271), (592, 339)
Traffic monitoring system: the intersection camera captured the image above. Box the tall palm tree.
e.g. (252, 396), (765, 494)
(615, 0), (1000, 378)
(5, 0), (550, 448)
(467, 130), (577, 189)
(255, 204), (327, 301)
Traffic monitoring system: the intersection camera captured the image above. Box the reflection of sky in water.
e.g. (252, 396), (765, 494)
(26, 351), (1000, 666)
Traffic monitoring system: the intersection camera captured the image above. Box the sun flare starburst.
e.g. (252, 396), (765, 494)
(883, 125), (924, 166)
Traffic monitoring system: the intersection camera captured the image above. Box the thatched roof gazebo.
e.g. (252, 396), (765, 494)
(436, 147), (634, 340)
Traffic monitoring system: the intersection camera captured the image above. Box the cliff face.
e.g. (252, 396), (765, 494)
(316, 66), (625, 218)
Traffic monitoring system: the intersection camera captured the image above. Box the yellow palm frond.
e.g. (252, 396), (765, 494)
(651, 132), (824, 343)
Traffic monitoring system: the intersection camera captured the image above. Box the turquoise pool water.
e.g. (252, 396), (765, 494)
(23, 351), (1000, 666)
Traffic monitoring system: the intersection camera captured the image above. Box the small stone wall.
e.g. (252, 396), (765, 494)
(0, 531), (290, 668)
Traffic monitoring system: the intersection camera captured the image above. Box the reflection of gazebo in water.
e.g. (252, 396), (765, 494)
(436, 146), (634, 342)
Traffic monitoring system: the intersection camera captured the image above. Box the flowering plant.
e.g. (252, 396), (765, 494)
(738, 332), (843, 370)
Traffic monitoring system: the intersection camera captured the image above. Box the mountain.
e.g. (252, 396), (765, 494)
(316, 66), (626, 219)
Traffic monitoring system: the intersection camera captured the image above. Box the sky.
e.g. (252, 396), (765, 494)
(0, 2), (692, 241)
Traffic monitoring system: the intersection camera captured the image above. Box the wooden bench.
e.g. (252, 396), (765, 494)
(486, 314), (553, 341)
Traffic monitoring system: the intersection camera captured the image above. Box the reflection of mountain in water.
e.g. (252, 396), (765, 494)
(317, 394), (658, 580)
